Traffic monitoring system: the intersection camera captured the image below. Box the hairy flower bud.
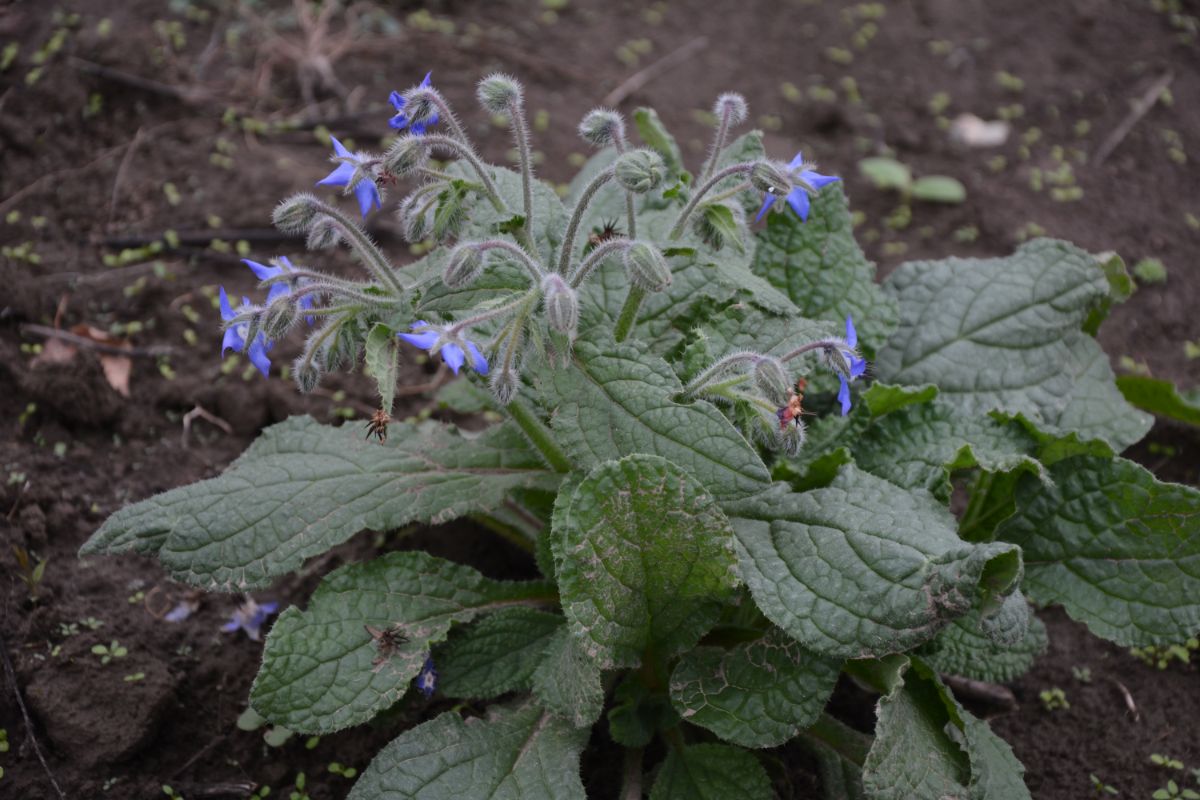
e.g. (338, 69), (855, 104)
(444, 245), (485, 289)
(823, 342), (853, 378)
(541, 273), (579, 335)
(713, 92), (749, 125)
(778, 416), (807, 457)
(578, 108), (626, 148)
(614, 149), (666, 194)
(623, 241), (672, 292)
(384, 135), (429, 177)
(306, 215), (343, 250)
(476, 73), (523, 114)
(294, 356), (322, 394)
(490, 368), (520, 406)
(398, 191), (434, 242)
(262, 297), (298, 340)
(749, 161), (792, 197)
(753, 357), (791, 406)
(272, 192), (322, 233)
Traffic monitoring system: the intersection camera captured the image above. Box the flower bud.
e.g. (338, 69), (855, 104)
(262, 297), (298, 340)
(306, 215), (343, 250)
(294, 356), (322, 394)
(541, 273), (579, 335)
(752, 357), (791, 406)
(398, 192), (434, 242)
(614, 149), (666, 194)
(749, 161), (792, 197)
(431, 187), (468, 242)
(622, 241), (672, 292)
(578, 108), (626, 148)
(384, 135), (429, 177)
(823, 343), (853, 378)
(778, 417), (807, 457)
(444, 245), (485, 289)
(476, 73), (523, 114)
(490, 368), (520, 406)
(713, 92), (749, 125)
(273, 192), (322, 233)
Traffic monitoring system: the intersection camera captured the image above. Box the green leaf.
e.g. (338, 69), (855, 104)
(633, 107), (684, 176)
(346, 701), (587, 800)
(538, 338), (770, 502)
(80, 418), (559, 590)
(250, 551), (555, 733)
(920, 605), (1048, 683)
(418, 251), (530, 316)
(435, 376), (495, 414)
(457, 165), (568, 263)
(530, 626), (603, 728)
(699, 202), (745, 253)
(862, 382), (939, 417)
(863, 659), (1030, 800)
(649, 743), (773, 800)
(1083, 252), (1133, 334)
(995, 455), (1200, 646)
(876, 238), (1152, 450)
(911, 175), (967, 203)
(669, 626), (840, 748)
(435, 608), (563, 699)
(364, 323), (399, 415)
(725, 466), (1023, 658)
(857, 157), (912, 191)
(555, 455), (738, 668)
(751, 184), (899, 351)
(800, 715), (871, 800)
(1116, 375), (1200, 427)
(608, 675), (680, 747)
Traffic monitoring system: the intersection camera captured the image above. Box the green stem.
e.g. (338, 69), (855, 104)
(469, 512), (536, 554)
(613, 285), (646, 343)
(800, 713), (872, 768)
(705, 179), (752, 206)
(668, 162), (754, 240)
(506, 398), (571, 472)
(508, 99), (535, 243)
(419, 133), (507, 213)
(313, 201), (410, 296)
(557, 168), (615, 275)
(620, 748), (644, 800)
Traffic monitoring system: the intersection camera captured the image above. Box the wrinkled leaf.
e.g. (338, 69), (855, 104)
(365, 323), (399, 414)
(436, 608), (563, 699)
(530, 626), (604, 728)
(920, 604), (1048, 683)
(649, 743), (773, 800)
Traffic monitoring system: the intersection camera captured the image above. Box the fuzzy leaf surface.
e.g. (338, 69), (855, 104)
(435, 608), (563, 699)
(648, 743), (773, 800)
(875, 238), (1151, 450)
(346, 701), (586, 800)
(920, 606), (1048, 683)
(365, 323), (400, 414)
(250, 551), (555, 733)
(752, 184), (898, 351)
(995, 456), (1200, 645)
(725, 466), (1023, 658)
(530, 626), (604, 728)
(669, 627), (840, 748)
(539, 338), (770, 501)
(556, 455), (738, 668)
(80, 418), (559, 590)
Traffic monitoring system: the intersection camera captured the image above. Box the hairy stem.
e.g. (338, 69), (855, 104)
(613, 285), (646, 343)
(506, 398), (572, 472)
(418, 133), (507, 213)
(681, 351), (762, 397)
(568, 238), (629, 289)
(311, 201), (410, 296)
(507, 98), (536, 245)
(474, 239), (547, 282)
(780, 338), (845, 364)
(699, 103), (734, 183)
(557, 168), (615, 275)
(668, 162), (755, 240)
(447, 289), (538, 337)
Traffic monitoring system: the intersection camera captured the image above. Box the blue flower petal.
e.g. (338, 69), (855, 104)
(850, 357), (868, 379)
(441, 343), (465, 374)
(243, 258), (281, 282)
(247, 337), (272, 377)
(786, 188), (811, 221)
(398, 328), (439, 350)
(837, 374), (852, 416)
(466, 341), (489, 376)
(845, 315), (858, 348)
(218, 286), (235, 321)
(353, 179), (382, 218)
(317, 162), (356, 188)
(416, 654), (437, 698)
(222, 326), (243, 356)
(755, 194), (776, 222)
(804, 171), (841, 190)
(330, 135), (351, 159)
(788, 151), (806, 169)
(389, 112), (409, 131)
(389, 90), (405, 111)
(420, 72), (433, 88)
(266, 284), (290, 305)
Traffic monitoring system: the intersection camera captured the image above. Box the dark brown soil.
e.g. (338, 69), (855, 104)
(1, 1), (1198, 798)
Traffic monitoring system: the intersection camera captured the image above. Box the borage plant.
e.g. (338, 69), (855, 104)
(82, 72), (1200, 799)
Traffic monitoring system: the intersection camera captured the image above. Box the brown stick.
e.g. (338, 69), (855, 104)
(182, 405), (234, 448)
(0, 632), (67, 800)
(601, 36), (708, 107)
(107, 125), (146, 226)
(1093, 72), (1174, 166)
(19, 323), (174, 358)
(941, 674), (1018, 712)
(67, 56), (211, 105)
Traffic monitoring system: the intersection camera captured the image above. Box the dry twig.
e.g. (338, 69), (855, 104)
(1093, 71), (1174, 166)
(19, 323), (173, 358)
(602, 36), (708, 107)
(0, 633), (67, 800)
(182, 405), (234, 448)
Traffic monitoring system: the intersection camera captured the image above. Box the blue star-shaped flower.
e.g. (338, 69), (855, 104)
(219, 286), (272, 377)
(243, 256), (314, 323)
(398, 321), (489, 376)
(414, 654), (437, 698)
(220, 598), (279, 642)
(756, 151), (840, 223)
(389, 72), (440, 134)
(836, 315), (868, 416)
(316, 136), (381, 218)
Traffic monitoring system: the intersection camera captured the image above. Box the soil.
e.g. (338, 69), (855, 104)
(1, 1), (1198, 798)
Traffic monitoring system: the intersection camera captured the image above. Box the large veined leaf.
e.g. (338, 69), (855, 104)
(995, 455), (1200, 646)
(530, 626), (604, 728)
(346, 701), (587, 800)
(555, 455), (738, 668)
(875, 238), (1152, 450)
(669, 626), (840, 748)
(79, 418), (559, 590)
(435, 608), (563, 699)
(751, 184), (898, 351)
(538, 338), (771, 502)
(648, 743), (773, 800)
(250, 551), (555, 733)
(455, 165), (568, 264)
(725, 466), (1023, 658)
(920, 605), (1048, 683)
(862, 659), (1030, 800)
